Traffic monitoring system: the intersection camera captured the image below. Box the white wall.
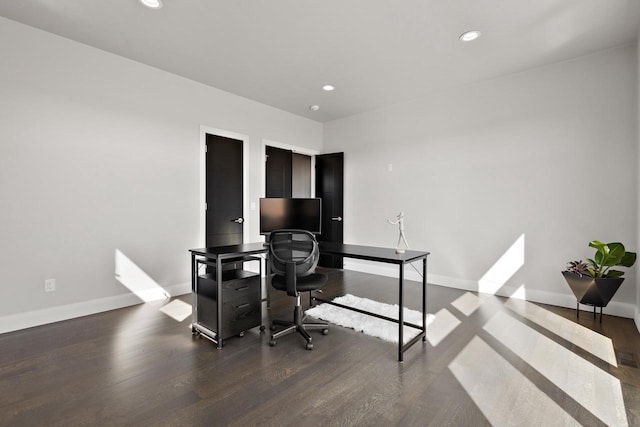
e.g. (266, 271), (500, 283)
(637, 35), (640, 330)
(0, 17), (322, 332)
(325, 44), (638, 317)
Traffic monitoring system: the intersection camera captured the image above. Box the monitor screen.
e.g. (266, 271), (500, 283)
(259, 198), (322, 235)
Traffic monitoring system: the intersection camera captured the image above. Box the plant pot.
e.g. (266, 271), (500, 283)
(562, 271), (624, 307)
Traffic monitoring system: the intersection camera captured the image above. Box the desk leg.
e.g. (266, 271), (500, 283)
(216, 258), (223, 349)
(398, 264), (404, 362)
(191, 254), (198, 330)
(422, 257), (427, 342)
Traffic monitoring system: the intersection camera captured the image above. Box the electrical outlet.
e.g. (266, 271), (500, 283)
(45, 279), (56, 292)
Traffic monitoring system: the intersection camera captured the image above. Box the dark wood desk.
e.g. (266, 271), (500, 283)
(189, 242), (430, 361)
(316, 242), (429, 362)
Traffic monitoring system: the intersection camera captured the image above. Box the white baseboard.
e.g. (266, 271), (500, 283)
(4, 262), (635, 334)
(343, 259), (636, 319)
(0, 282), (191, 334)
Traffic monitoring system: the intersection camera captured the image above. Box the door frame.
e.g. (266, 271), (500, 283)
(200, 125), (250, 247)
(261, 138), (320, 198)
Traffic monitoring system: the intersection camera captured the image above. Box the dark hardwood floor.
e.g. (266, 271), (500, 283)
(1, 269), (640, 426)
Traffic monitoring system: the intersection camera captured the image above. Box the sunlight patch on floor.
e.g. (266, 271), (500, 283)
(449, 336), (580, 426)
(504, 298), (617, 366)
(160, 299), (192, 322)
(426, 308), (461, 347)
(484, 311), (627, 427)
(450, 292), (483, 316)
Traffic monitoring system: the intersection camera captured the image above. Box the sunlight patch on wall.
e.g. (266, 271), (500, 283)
(484, 311), (627, 426)
(115, 249), (169, 302)
(449, 336), (579, 426)
(504, 298), (617, 366)
(510, 284), (527, 300)
(478, 234), (525, 295)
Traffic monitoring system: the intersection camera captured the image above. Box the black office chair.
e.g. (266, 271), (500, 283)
(268, 229), (329, 350)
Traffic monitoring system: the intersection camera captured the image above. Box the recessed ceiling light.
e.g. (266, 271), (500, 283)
(322, 84), (335, 92)
(138, 0), (163, 9)
(459, 30), (481, 42)
(309, 105), (320, 111)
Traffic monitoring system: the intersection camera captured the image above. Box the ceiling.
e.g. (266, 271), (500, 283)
(1, 0), (639, 122)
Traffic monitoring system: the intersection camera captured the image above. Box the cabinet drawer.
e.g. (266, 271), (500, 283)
(196, 295), (261, 340)
(221, 275), (260, 302)
(198, 271), (260, 302)
(223, 298), (262, 337)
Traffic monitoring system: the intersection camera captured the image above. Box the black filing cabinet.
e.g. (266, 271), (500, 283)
(195, 269), (261, 341)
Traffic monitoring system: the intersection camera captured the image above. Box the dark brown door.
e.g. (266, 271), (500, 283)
(265, 146), (292, 198)
(206, 134), (243, 247)
(316, 152), (344, 268)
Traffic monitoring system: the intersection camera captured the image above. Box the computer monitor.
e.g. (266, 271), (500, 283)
(259, 198), (322, 235)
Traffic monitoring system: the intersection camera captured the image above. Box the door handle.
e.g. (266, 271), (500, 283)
(232, 217), (244, 224)
(331, 216), (342, 222)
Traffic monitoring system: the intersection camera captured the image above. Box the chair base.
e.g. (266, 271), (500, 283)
(269, 296), (328, 350)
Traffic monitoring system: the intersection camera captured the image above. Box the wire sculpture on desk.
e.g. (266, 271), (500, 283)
(387, 211), (409, 254)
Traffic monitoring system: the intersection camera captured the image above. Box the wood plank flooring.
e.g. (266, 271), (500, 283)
(1, 268), (640, 426)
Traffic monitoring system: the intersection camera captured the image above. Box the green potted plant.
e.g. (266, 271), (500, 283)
(563, 241), (636, 320)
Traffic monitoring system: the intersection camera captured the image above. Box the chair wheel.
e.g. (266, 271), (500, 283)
(259, 325), (266, 331)
(305, 342), (314, 350)
(269, 339), (277, 347)
(322, 328), (329, 335)
(269, 325), (276, 331)
(238, 331), (245, 337)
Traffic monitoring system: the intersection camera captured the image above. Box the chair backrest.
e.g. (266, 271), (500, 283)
(269, 229), (320, 280)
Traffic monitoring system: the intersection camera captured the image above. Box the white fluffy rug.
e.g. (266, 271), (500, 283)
(305, 294), (426, 344)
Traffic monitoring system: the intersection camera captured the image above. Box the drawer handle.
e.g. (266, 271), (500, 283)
(236, 303), (250, 309)
(236, 286), (248, 291)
